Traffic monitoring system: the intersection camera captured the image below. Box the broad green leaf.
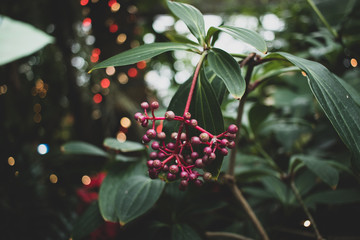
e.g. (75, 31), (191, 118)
(103, 138), (145, 152)
(208, 26), (267, 53)
(115, 153), (141, 162)
(262, 176), (288, 204)
(290, 155), (339, 189)
(205, 68), (228, 105)
(248, 103), (273, 134)
(234, 165), (281, 182)
(208, 48), (245, 99)
(171, 224), (202, 240)
(0, 15), (54, 66)
(267, 52), (360, 167)
(116, 175), (165, 225)
(61, 141), (109, 158)
(167, 1), (206, 45)
(90, 42), (197, 72)
(71, 201), (104, 240)
(305, 189), (360, 207)
(165, 31), (199, 45)
(98, 162), (146, 222)
(336, 75), (360, 106)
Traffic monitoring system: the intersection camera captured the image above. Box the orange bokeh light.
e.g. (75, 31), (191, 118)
(100, 78), (110, 88)
(93, 93), (103, 104)
(127, 68), (138, 78)
(92, 48), (101, 56)
(108, 0), (117, 7)
(137, 61), (146, 70)
(90, 55), (99, 63)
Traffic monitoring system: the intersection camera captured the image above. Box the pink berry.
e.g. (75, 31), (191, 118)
(134, 112), (143, 120)
(228, 141), (236, 149)
(184, 112), (191, 119)
(151, 141), (160, 150)
(151, 101), (159, 109)
(195, 159), (204, 168)
(191, 136), (201, 145)
(190, 152), (199, 160)
(203, 172), (212, 181)
(142, 134), (151, 143)
(147, 160), (154, 168)
(165, 111), (175, 120)
(152, 159), (162, 168)
(199, 133), (209, 142)
(180, 171), (189, 179)
(190, 119), (198, 127)
(146, 129), (157, 139)
(221, 148), (228, 156)
(157, 132), (166, 140)
(204, 146), (212, 155)
(169, 165), (179, 174)
(141, 102), (149, 109)
(227, 124), (238, 134)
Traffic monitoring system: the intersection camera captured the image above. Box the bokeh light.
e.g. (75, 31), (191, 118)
(49, 174), (58, 184)
(105, 66), (115, 76)
(82, 18), (92, 27)
(8, 157), (15, 166)
(37, 144), (49, 155)
(82, 175), (91, 185)
(137, 61), (146, 70)
(120, 117), (131, 128)
(303, 220), (311, 228)
(93, 93), (103, 104)
(116, 131), (126, 142)
(111, 2), (120, 12)
(109, 24), (118, 33)
(128, 68), (138, 78)
(351, 58), (358, 67)
(117, 73), (128, 84)
(80, 0), (89, 6)
(100, 78), (110, 88)
(116, 33), (127, 44)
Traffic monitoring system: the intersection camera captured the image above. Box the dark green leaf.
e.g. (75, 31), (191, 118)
(290, 155), (339, 189)
(234, 165), (281, 182)
(115, 153), (141, 162)
(208, 48), (245, 99)
(98, 162), (145, 222)
(261, 176), (288, 203)
(167, 1), (205, 45)
(116, 175), (165, 225)
(71, 201), (104, 240)
(305, 189), (360, 206)
(267, 52), (360, 167)
(171, 224), (202, 240)
(205, 69), (228, 105)
(103, 138), (145, 152)
(248, 103), (273, 134)
(90, 42), (197, 72)
(61, 141), (108, 158)
(208, 26), (267, 53)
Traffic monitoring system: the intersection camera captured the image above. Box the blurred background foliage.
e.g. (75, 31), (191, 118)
(1, 0), (360, 239)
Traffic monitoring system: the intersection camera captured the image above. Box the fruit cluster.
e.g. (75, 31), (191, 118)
(134, 101), (238, 190)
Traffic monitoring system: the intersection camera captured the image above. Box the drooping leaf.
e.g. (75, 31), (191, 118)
(207, 26), (267, 53)
(290, 155), (339, 189)
(98, 162), (146, 222)
(167, 0), (206, 45)
(0, 15), (54, 66)
(61, 141), (109, 158)
(171, 224), (202, 240)
(103, 138), (145, 153)
(208, 48), (245, 99)
(71, 201), (104, 240)
(90, 42), (197, 72)
(266, 52), (360, 168)
(115, 175), (165, 225)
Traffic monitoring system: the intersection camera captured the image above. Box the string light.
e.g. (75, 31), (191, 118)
(82, 175), (91, 185)
(100, 78), (111, 88)
(120, 117), (131, 128)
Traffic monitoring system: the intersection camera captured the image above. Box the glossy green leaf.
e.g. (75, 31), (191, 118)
(234, 165), (281, 182)
(248, 103), (274, 134)
(98, 162), (146, 222)
(171, 224), (202, 240)
(116, 175), (165, 225)
(165, 31), (199, 45)
(207, 26), (267, 53)
(290, 155), (339, 189)
(208, 48), (245, 99)
(205, 69), (228, 105)
(90, 42), (197, 72)
(61, 141), (108, 158)
(0, 15), (54, 66)
(71, 201), (104, 240)
(267, 52), (360, 167)
(103, 138), (145, 152)
(262, 176), (288, 203)
(167, 0), (205, 45)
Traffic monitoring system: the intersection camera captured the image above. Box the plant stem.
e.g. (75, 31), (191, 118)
(226, 54), (270, 240)
(205, 231), (254, 240)
(224, 175), (270, 240)
(184, 51), (208, 115)
(290, 180), (324, 240)
(306, 0), (339, 39)
(174, 51), (207, 153)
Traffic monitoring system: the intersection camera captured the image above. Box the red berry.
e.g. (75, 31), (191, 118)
(199, 133), (209, 142)
(141, 102), (149, 109)
(194, 179), (203, 187)
(167, 142), (175, 150)
(180, 179), (189, 187)
(157, 132), (166, 140)
(180, 171), (189, 179)
(134, 112), (143, 120)
(149, 152), (158, 159)
(142, 134), (151, 143)
(228, 141), (236, 149)
(190, 152), (199, 160)
(151, 101), (159, 109)
(191, 136), (201, 145)
(195, 159), (204, 168)
(189, 173), (197, 181)
(204, 146), (212, 155)
(169, 165), (179, 174)
(147, 160), (154, 168)
(151, 141), (160, 150)
(190, 119), (198, 127)
(162, 164), (169, 171)
(184, 112), (191, 119)
(220, 138), (229, 147)
(165, 111), (175, 120)
(209, 152), (216, 160)
(152, 159), (162, 168)
(146, 129), (157, 139)
(203, 172), (212, 181)
(227, 124), (238, 134)
(221, 148), (228, 156)
(167, 172), (176, 181)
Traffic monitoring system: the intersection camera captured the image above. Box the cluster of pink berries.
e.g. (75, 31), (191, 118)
(134, 101), (238, 190)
